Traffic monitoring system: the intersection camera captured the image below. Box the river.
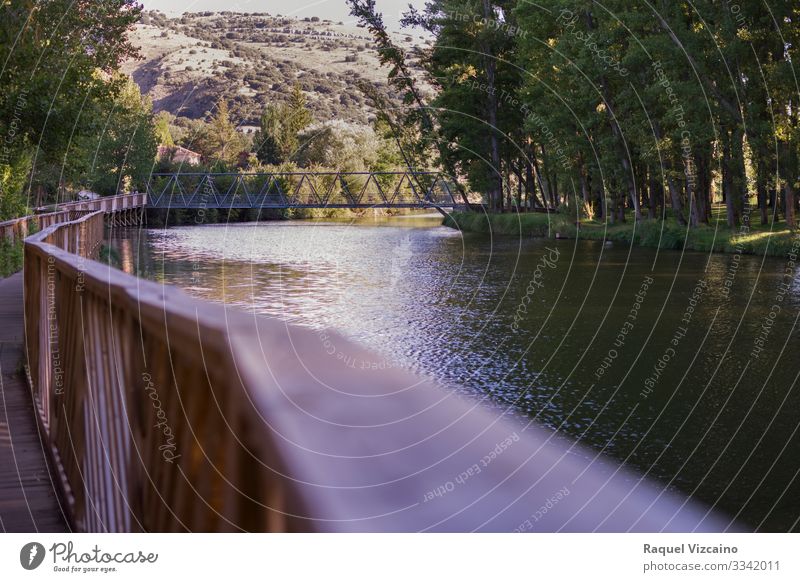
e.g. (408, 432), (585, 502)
(110, 214), (800, 532)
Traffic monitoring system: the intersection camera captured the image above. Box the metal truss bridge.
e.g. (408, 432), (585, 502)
(146, 171), (458, 209)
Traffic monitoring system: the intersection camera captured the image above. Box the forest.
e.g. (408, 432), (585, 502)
(348, 0), (800, 233)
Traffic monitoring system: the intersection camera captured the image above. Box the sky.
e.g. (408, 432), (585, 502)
(141, 0), (426, 31)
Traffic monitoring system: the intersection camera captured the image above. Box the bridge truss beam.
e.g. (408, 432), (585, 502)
(145, 171), (457, 210)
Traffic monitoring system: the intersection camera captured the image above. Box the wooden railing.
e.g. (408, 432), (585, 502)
(2, 193), (146, 243)
(1, 210), (88, 242)
(41, 192), (147, 214)
(23, 208), (740, 532)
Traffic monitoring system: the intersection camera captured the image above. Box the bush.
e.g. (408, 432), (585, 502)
(0, 237), (24, 278)
(99, 245), (121, 269)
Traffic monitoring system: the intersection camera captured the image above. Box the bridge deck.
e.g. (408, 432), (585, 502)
(0, 273), (68, 532)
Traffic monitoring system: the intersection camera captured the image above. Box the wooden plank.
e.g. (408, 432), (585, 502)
(0, 273), (69, 532)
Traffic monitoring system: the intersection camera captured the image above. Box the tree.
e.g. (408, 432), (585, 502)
(349, 0), (473, 207)
(196, 100), (244, 165)
(256, 105), (287, 165)
(409, 0), (522, 211)
(60, 75), (156, 195)
(154, 111), (175, 147)
(287, 84), (313, 135)
(296, 120), (381, 171)
(0, 154), (31, 220)
(0, 0), (144, 208)
(254, 84), (313, 164)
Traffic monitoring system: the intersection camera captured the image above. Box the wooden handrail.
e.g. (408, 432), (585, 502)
(42, 192), (147, 214)
(23, 207), (740, 532)
(1, 193), (147, 243)
(1, 210), (88, 242)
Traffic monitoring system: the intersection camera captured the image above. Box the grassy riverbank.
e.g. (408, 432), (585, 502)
(443, 206), (799, 258)
(144, 207), (420, 227)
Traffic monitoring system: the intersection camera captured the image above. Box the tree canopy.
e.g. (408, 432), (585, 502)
(0, 0), (156, 215)
(350, 0), (800, 228)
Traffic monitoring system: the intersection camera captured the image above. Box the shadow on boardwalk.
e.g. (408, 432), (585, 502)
(0, 272), (68, 532)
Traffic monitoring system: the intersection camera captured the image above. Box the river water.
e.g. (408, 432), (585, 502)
(110, 215), (800, 531)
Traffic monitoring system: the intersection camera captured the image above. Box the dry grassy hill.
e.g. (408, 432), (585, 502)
(123, 10), (431, 127)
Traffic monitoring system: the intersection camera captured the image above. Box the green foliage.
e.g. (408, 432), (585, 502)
(0, 153), (32, 220)
(635, 220), (688, 250)
(296, 120), (382, 171)
(446, 209), (800, 258)
(350, 0), (800, 227)
(0, 0), (152, 210)
(74, 76), (158, 195)
(0, 237), (24, 278)
(195, 100), (245, 165)
(255, 84), (313, 164)
(444, 211), (552, 237)
(154, 111), (175, 147)
(99, 245), (122, 269)
(348, 0), (458, 199)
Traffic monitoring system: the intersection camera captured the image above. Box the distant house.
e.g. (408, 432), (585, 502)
(157, 145), (202, 166)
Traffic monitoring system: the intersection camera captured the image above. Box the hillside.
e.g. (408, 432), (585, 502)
(123, 10), (431, 128)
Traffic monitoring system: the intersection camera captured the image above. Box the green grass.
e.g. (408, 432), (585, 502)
(444, 206), (799, 258)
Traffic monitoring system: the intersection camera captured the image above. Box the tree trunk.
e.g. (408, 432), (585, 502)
(666, 173), (687, 226)
(525, 158), (542, 209)
(648, 169), (662, 219)
(651, 122), (686, 225)
(640, 165), (651, 215)
(731, 126), (748, 221)
(688, 176), (699, 227)
(584, 6), (640, 221)
(591, 165), (605, 220)
(579, 165), (590, 210)
(539, 145), (555, 207)
(784, 141), (796, 228)
(722, 130), (738, 228)
(694, 152), (710, 224)
(756, 165), (768, 225)
(506, 169), (513, 211)
(531, 148), (549, 208)
(552, 171), (559, 207)
(482, 0), (502, 212)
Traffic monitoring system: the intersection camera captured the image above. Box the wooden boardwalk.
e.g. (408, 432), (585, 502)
(0, 272), (68, 532)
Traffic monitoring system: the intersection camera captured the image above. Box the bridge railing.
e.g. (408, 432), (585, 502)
(23, 209), (738, 532)
(146, 171), (456, 209)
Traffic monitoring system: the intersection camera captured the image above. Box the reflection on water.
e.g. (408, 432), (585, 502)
(111, 215), (800, 531)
